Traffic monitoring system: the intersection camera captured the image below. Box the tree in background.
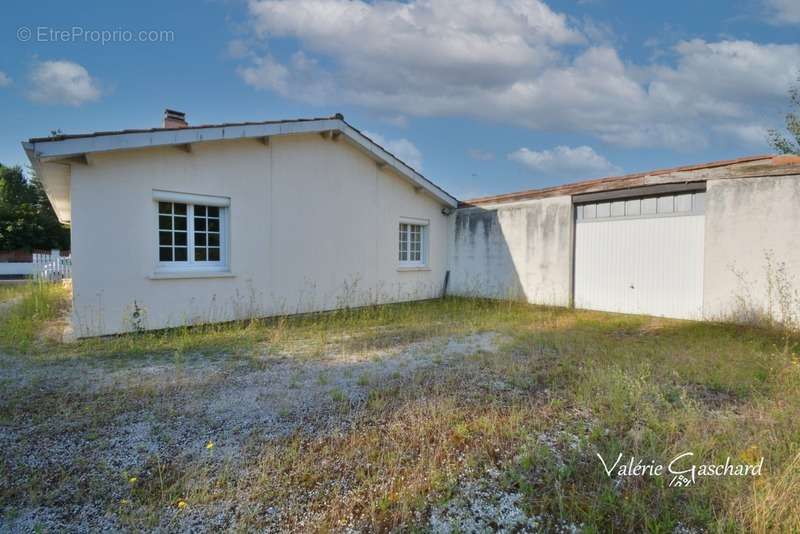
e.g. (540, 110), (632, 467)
(768, 75), (800, 155)
(0, 164), (70, 252)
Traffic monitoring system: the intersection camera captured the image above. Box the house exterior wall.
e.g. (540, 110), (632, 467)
(448, 195), (573, 306)
(69, 134), (449, 336)
(703, 174), (800, 322)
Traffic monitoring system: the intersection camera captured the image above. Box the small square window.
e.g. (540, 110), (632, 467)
(156, 199), (227, 268)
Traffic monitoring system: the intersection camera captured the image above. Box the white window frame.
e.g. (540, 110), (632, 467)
(398, 217), (429, 268)
(153, 190), (230, 274)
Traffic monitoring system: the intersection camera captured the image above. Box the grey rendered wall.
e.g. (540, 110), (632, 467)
(703, 174), (800, 322)
(448, 195), (573, 306)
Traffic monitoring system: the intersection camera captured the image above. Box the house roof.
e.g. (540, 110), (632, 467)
(461, 154), (800, 207)
(23, 110), (800, 223)
(26, 115), (341, 143)
(22, 114), (458, 223)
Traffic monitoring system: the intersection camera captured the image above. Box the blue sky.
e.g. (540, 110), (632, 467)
(2, 0), (799, 199)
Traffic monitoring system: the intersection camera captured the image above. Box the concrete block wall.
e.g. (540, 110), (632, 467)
(448, 195), (573, 306)
(449, 172), (800, 325)
(703, 174), (800, 322)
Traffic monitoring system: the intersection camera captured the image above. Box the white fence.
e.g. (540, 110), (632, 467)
(32, 250), (72, 281)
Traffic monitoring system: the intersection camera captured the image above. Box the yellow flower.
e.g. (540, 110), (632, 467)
(128, 477), (137, 484)
(740, 444), (761, 464)
(177, 500), (187, 509)
(206, 441), (215, 450)
(120, 499), (130, 505)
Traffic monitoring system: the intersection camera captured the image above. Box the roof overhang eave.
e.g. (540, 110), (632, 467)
(26, 119), (458, 208)
(22, 142), (72, 224)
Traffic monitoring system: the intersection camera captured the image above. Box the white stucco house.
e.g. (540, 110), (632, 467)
(24, 110), (800, 337)
(25, 111), (457, 336)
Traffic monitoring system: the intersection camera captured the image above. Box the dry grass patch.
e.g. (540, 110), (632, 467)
(1, 296), (800, 532)
(0, 281), (71, 352)
(0, 282), (28, 303)
(240, 385), (549, 531)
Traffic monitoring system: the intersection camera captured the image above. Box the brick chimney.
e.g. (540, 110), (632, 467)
(163, 109), (188, 128)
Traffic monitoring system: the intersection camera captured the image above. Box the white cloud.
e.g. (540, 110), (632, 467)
(712, 123), (770, 149)
(649, 40), (798, 116)
(248, 0), (583, 70)
(508, 145), (620, 178)
(0, 71), (11, 87)
(238, 54), (289, 92)
(28, 60), (101, 106)
(363, 130), (423, 170)
(237, 51), (333, 103)
(236, 0), (800, 151)
(764, 0), (800, 25)
(227, 39), (251, 59)
(240, 0), (582, 100)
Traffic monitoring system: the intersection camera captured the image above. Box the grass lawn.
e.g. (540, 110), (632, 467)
(1, 283), (799, 532)
(0, 282), (31, 304)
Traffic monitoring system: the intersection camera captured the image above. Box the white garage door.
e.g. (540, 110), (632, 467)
(574, 191), (705, 319)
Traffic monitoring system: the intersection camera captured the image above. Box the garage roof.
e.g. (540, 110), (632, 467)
(23, 114), (458, 222)
(461, 154), (800, 207)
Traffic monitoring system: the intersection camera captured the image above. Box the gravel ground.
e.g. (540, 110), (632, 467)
(0, 331), (503, 533)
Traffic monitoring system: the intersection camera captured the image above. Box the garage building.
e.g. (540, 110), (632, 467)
(450, 155), (800, 322)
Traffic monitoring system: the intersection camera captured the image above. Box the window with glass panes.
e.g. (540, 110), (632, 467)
(193, 205), (221, 262)
(398, 223), (425, 265)
(158, 202), (188, 262)
(158, 201), (225, 266)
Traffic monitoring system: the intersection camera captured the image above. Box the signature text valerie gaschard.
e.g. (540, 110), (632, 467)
(597, 451), (764, 487)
